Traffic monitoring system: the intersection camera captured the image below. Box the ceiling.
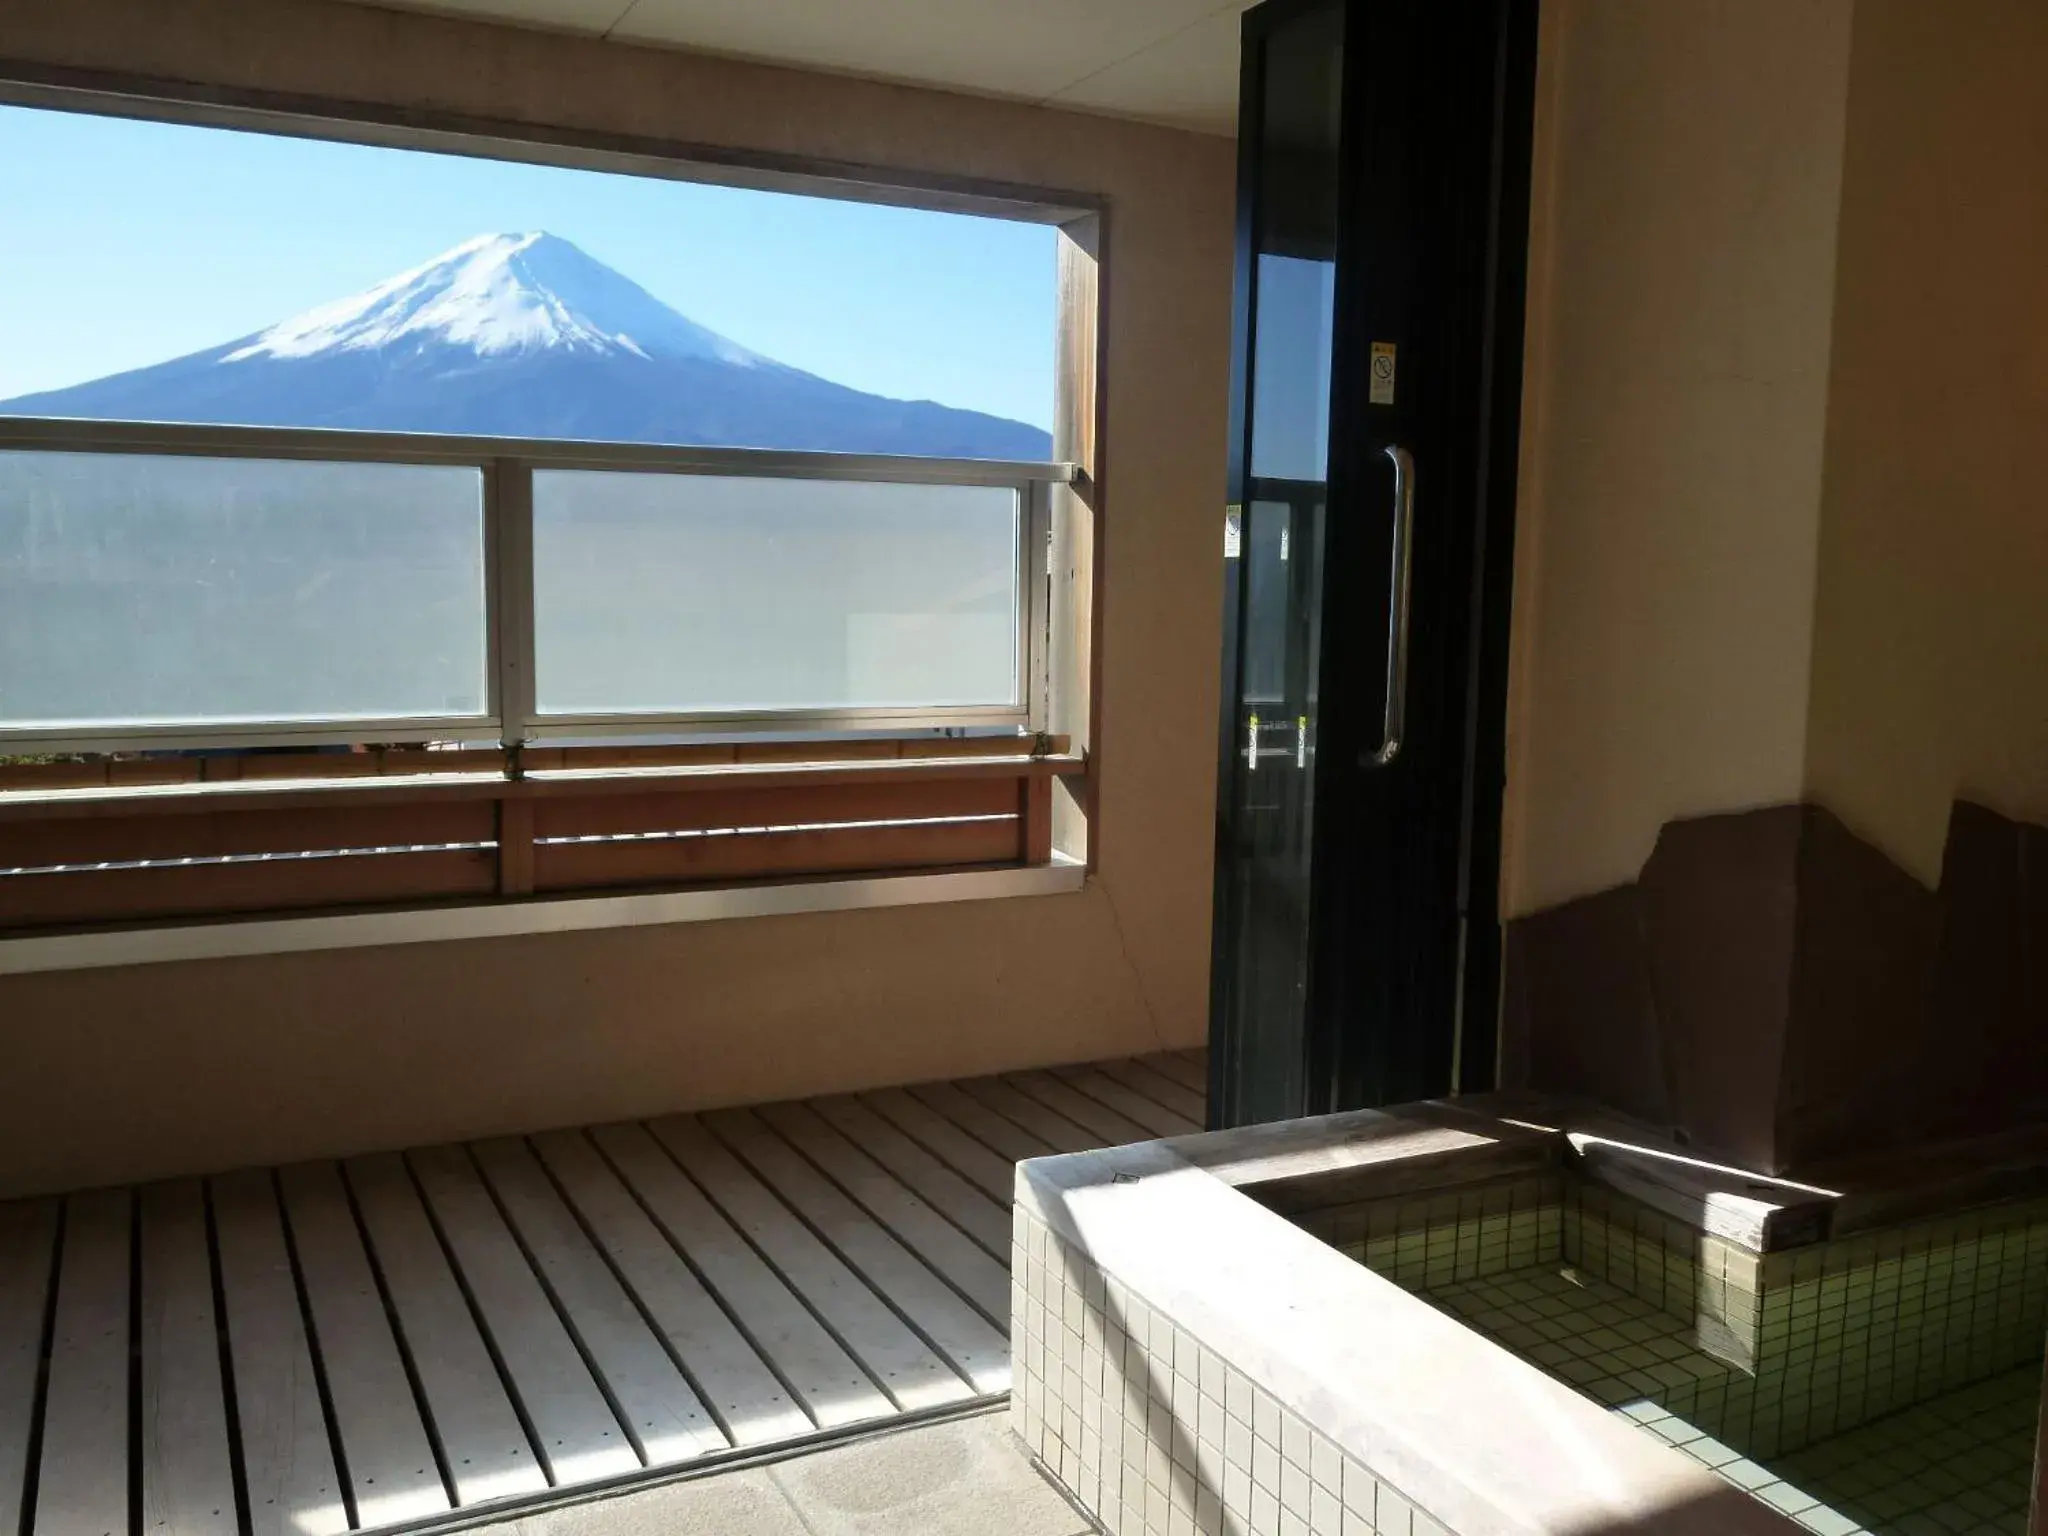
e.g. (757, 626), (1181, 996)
(354, 0), (1249, 135)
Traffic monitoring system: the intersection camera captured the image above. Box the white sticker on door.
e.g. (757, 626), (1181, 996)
(1370, 341), (1397, 405)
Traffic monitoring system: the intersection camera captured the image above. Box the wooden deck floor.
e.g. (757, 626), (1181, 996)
(0, 1052), (1207, 1536)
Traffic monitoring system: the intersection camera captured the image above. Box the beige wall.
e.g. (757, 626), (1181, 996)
(0, 0), (1234, 1197)
(1508, 0), (2048, 916)
(1804, 0), (2048, 886)
(1503, 0), (1855, 916)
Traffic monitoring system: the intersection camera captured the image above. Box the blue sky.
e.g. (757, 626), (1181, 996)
(0, 104), (1056, 429)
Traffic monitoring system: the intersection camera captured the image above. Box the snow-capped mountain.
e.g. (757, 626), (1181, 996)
(0, 233), (1051, 460)
(224, 233), (768, 368)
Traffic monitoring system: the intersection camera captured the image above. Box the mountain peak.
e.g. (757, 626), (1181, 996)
(222, 231), (765, 369)
(0, 233), (1052, 460)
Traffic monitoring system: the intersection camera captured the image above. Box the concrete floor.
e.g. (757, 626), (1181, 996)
(470, 1408), (1094, 1536)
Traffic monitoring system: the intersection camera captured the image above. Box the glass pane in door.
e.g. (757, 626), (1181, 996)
(1212, 0), (1344, 1125)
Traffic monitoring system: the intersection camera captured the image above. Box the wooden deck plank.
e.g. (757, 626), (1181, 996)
(1054, 1063), (1203, 1139)
(0, 1200), (57, 1536)
(591, 1123), (891, 1432)
(139, 1180), (237, 1536)
(858, 1088), (1018, 1204)
(811, 1095), (1013, 1254)
(33, 1187), (131, 1536)
(343, 1153), (547, 1508)
(471, 1138), (726, 1468)
(706, 1109), (1009, 1395)
(276, 1161), (449, 1528)
(531, 1130), (811, 1449)
(406, 1145), (639, 1488)
(851, 1089), (1019, 1212)
(778, 1099), (1013, 1277)
(1135, 1050), (1210, 1097)
(1099, 1056), (1208, 1124)
(907, 1080), (1064, 1164)
(954, 1076), (1103, 1155)
(13, 1053), (1202, 1536)
(212, 1170), (349, 1536)
(648, 1115), (973, 1413)
(1005, 1070), (1154, 1146)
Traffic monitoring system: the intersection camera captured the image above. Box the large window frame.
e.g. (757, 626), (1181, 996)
(0, 416), (1066, 755)
(0, 70), (1105, 940)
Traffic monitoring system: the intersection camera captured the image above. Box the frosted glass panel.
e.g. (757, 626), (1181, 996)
(0, 451), (487, 728)
(532, 470), (1020, 714)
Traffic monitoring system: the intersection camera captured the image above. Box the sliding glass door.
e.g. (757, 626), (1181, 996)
(1210, 0), (1537, 1125)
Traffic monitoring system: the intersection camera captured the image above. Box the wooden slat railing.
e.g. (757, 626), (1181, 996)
(0, 739), (1078, 933)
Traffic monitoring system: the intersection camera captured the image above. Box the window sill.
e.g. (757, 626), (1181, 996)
(0, 857), (1086, 975)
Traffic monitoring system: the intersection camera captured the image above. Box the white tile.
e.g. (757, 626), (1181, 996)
(1227, 1369), (1255, 1425)
(1253, 1392), (1282, 1448)
(1280, 1461), (1310, 1519)
(1146, 1438), (1171, 1493)
(1199, 1392), (1225, 1447)
(1251, 1437), (1280, 1496)
(1310, 1435), (1344, 1493)
(1226, 1414), (1252, 1467)
(1249, 1482), (1280, 1536)
(1343, 1458), (1376, 1523)
(1281, 1410), (1311, 1471)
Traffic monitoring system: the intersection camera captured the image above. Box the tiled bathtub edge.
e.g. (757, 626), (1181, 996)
(1012, 1140), (1803, 1536)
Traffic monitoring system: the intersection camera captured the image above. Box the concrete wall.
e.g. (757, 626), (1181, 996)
(1804, 0), (2048, 886)
(0, 0), (1234, 1197)
(1502, 0), (1855, 916)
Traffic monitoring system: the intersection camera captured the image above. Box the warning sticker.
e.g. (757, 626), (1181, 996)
(1370, 342), (1397, 405)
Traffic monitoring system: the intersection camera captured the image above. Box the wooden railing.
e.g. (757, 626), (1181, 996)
(0, 739), (1077, 933)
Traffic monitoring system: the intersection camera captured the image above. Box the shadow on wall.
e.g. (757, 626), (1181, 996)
(1503, 800), (2048, 1175)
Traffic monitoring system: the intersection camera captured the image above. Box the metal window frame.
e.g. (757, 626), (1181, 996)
(0, 416), (1072, 756)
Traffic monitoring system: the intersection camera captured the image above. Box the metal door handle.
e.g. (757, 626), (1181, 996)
(1370, 444), (1416, 767)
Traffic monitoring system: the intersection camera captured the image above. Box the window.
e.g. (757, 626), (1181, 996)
(0, 90), (1097, 932)
(0, 100), (1067, 752)
(0, 108), (1054, 457)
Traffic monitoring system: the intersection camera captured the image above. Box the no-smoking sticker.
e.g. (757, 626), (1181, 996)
(1369, 341), (1397, 405)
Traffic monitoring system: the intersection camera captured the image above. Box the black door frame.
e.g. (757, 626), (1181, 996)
(1210, 0), (1538, 1124)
